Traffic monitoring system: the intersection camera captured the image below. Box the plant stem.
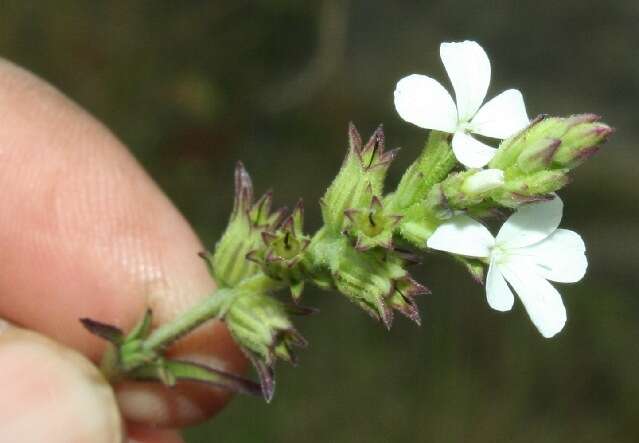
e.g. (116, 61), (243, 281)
(144, 289), (235, 353)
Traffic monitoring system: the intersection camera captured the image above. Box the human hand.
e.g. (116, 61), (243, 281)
(0, 59), (247, 442)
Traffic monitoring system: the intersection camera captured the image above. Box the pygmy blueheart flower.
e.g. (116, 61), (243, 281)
(426, 196), (587, 338)
(394, 40), (529, 168)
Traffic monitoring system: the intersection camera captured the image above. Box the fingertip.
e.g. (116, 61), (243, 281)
(0, 323), (124, 443)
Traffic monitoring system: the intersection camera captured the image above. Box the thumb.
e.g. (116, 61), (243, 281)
(0, 321), (124, 442)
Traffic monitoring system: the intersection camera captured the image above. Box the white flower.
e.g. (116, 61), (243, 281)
(394, 40), (529, 169)
(426, 196), (587, 338)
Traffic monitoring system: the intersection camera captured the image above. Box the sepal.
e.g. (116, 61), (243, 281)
(329, 240), (426, 328)
(321, 124), (397, 231)
(453, 256), (486, 284)
(344, 195), (402, 251)
(129, 358), (262, 397)
(80, 309), (158, 376)
(207, 163), (286, 287)
(248, 201), (311, 302)
(224, 291), (307, 401)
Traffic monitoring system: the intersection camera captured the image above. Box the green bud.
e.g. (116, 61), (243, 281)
(486, 114), (612, 207)
(491, 170), (569, 208)
(516, 138), (561, 173)
(321, 124), (398, 231)
(553, 120), (612, 168)
(423, 168), (505, 216)
(461, 169), (505, 195)
(491, 114), (612, 174)
(204, 163), (286, 288)
(225, 291), (307, 401)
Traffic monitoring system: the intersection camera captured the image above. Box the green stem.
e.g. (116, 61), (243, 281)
(142, 273), (283, 354)
(144, 289), (235, 353)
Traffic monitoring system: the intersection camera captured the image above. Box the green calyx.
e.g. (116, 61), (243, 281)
(488, 114), (612, 207)
(224, 290), (308, 401)
(321, 124), (398, 232)
(248, 201), (311, 302)
(329, 241), (428, 328)
(202, 162), (286, 288)
(344, 195), (402, 251)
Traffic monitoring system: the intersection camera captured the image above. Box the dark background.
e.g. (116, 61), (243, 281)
(2, 1), (638, 442)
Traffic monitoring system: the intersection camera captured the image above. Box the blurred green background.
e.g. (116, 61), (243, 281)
(2, 1), (638, 441)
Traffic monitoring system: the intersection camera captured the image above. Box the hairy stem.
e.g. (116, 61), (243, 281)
(144, 289), (236, 353)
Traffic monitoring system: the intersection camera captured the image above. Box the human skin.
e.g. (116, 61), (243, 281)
(0, 58), (247, 442)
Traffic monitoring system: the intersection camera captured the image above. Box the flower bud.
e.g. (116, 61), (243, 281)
(461, 169), (505, 194)
(491, 170), (569, 208)
(553, 122), (613, 168)
(490, 114), (612, 173)
(516, 138), (561, 173)
(423, 169), (505, 216)
(486, 114), (612, 207)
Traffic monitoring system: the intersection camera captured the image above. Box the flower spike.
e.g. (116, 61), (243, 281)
(79, 39), (613, 406)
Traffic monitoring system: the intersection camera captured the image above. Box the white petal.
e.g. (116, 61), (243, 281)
(471, 89), (529, 139)
(440, 41), (491, 122)
(452, 131), (497, 168)
(496, 196), (563, 249)
(521, 229), (587, 283)
(427, 215), (494, 258)
(500, 263), (567, 338)
(394, 74), (458, 132)
(486, 261), (514, 311)
(463, 168), (504, 194)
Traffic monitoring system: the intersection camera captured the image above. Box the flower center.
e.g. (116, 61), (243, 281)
(490, 244), (508, 264)
(457, 120), (473, 133)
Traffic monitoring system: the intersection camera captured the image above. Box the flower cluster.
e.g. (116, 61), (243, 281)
(82, 40), (612, 402)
